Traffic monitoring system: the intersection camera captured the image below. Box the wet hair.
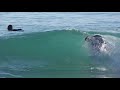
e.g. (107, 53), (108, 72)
(7, 25), (13, 31)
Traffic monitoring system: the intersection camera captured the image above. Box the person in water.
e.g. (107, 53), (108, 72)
(85, 35), (105, 51)
(7, 25), (23, 31)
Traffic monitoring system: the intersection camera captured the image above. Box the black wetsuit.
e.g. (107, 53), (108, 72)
(12, 29), (22, 31)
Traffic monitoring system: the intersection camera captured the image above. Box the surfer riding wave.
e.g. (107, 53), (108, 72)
(85, 35), (108, 54)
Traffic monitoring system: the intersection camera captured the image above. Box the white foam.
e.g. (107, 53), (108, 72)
(0, 71), (22, 78)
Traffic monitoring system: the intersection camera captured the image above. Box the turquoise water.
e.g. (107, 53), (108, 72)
(0, 12), (120, 78)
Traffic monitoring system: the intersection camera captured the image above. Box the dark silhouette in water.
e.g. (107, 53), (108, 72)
(7, 25), (23, 31)
(85, 35), (104, 44)
(85, 35), (105, 52)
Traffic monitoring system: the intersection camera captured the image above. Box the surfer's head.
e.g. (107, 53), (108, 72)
(7, 25), (13, 31)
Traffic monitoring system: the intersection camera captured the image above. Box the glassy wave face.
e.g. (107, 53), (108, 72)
(0, 12), (120, 78)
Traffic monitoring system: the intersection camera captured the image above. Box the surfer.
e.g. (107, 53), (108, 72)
(7, 25), (23, 31)
(85, 35), (106, 52)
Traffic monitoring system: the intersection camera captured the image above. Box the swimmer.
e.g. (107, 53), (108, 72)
(85, 35), (106, 52)
(7, 25), (23, 31)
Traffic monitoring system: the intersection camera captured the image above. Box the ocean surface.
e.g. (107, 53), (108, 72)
(0, 12), (120, 78)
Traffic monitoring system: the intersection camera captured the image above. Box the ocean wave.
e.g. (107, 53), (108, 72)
(0, 30), (120, 77)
